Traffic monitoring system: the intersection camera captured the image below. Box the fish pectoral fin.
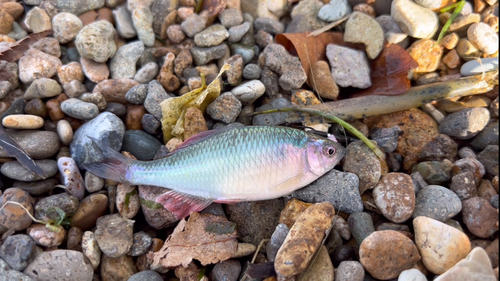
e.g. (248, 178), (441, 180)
(155, 190), (213, 220)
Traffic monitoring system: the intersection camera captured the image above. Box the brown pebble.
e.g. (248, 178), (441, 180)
(0, 2), (24, 20)
(462, 197), (499, 238)
(80, 57), (110, 83)
(67, 226), (83, 251)
(440, 33), (460, 49)
(126, 105), (146, 130)
(24, 99), (48, 119)
(137, 238), (165, 271)
(79, 10), (99, 26)
(279, 198), (312, 228)
(157, 52), (181, 92)
(93, 78), (139, 104)
(70, 193), (108, 231)
(407, 39), (443, 79)
(0, 188), (35, 231)
(0, 9), (14, 34)
(353, 4), (376, 17)
(58, 62), (84, 84)
(310, 60), (339, 100)
(28, 223), (65, 247)
(2, 114), (44, 129)
(183, 107), (208, 140)
(46, 94), (68, 121)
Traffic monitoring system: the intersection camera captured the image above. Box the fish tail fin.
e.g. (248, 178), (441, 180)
(82, 137), (134, 184)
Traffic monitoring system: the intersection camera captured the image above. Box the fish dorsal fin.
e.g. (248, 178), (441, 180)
(155, 190), (213, 219)
(168, 127), (234, 155)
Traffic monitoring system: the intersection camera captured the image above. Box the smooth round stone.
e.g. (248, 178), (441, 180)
(391, 0), (439, 38)
(230, 44), (255, 64)
(373, 173), (415, 223)
(58, 157), (85, 200)
(470, 122), (498, 151)
(376, 15), (409, 48)
(109, 41), (145, 79)
(181, 14), (207, 37)
(35, 193), (79, 221)
(326, 44), (371, 88)
(462, 197), (499, 238)
(95, 214), (134, 258)
(348, 212), (375, 246)
(13, 178), (59, 196)
(24, 7), (51, 33)
(104, 102), (127, 117)
(228, 22), (251, 43)
(52, 12), (83, 43)
(194, 24), (229, 47)
(413, 216), (471, 275)
(18, 48), (63, 84)
(28, 223), (65, 247)
(343, 140), (382, 193)
(82, 231), (101, 270)
(80, 57), (110, 83)
(398, 269), (427, 281)
(144, 80), (171, 119)
(318, 0), (351, 22)
(219, 8), (244, 28)
(69, 194), (108, 231)
(141, 113), (161, 134)
(190, 44), (229, 66)
(210, 260), (241, 281)
(460, 57), (499, 77)
(206, 92), (242, 124)
(0, 234), (37, 271)
(84, 171), (104, 193)
(359, 230), (421, 280)
(0, 159), (58, 181)
(134, 62), (159, 84)
(335, 261), (364, 281)
(478, 145), (498, 176)
(2, 114), (43, 130)
(467, 22), (499, 55)
(100, 254), (137, 281)
(434, 247), (496, 281)
(128, 270), (163, 281)
(113, 7), (136, 39)
(230, 80), (265, 104)
(24, 78), (62, 99)
(75, 20), (117, 63)
(121, 130), (162, 161)
(344, 12), (384, 59)
(57, 119), (73, 146)
(413, 185), (462, 222)
(242, 64), (262, 80)
(439, 108), (490, 139)
(413, 160), (453, 185)
(22, 250), (93, 280)
(253, 17), (284, 35)
(60, 98), (99, 120)
(127, 231), (152, 256)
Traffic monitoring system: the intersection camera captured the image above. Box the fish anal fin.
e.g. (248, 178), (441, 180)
(155, 190), (213, 219)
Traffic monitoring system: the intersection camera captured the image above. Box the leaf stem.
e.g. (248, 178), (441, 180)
(437, 0), (466, 43)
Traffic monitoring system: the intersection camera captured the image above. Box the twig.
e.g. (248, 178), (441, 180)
(308, 15), (350, 37)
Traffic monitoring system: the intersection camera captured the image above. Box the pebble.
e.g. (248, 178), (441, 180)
(113, 6), (136, 39)
(0, 9), (14, 34)
(70, 112), (125, 167)
(309, 60), (339, 100)
(348, 212), (375, 246)
(210, 259), (241, 281)
(75, 20), (117, 63)
(229, 80), (264, 104)
(1, 159), (57, 181)
(452, 157), (486, 184)
(334, 261), (364, 281)
(370, 126), (402, 153)
(80, 92), (108, 111)
(19, 49), (62, 84)
(267, 223), (290, 261)
(439, 108), (490, 139)
(142, 113), (161, 134)
(326, 44), (371, 88)
(443, 49), (461, 69)
(12, 178), (58, 196)
(144, 80), (171, 119)
(449, 13), (481, 37)
(129, 270), (164, 281)
(126, 105), (146, 130)
(376, 15), (409, 48)
(206, 92), (242, 124)
(253, 17), (284, 35)
(167, 24), (186, 44)
(194, 24), (230, 47)
(288, 169), (363, 214)
(28, 223), (65, 247)
(373, 173), (415, 223)
(343, 140), (382, 193)
(468, 22), (498, 55)
(0, 234), (37, 271)
(181, 14), (207, 37)
(58, 157), (85, 199)
(138, 185), (178, 229)
(24, 78), (62, 100)
(279, 198), (312, 228)
(109, 41), (145, 79)
(344, 12), (384, 59)
(418, 134), (457, 162)
(2, 114), (44, 130)
(24, 7), (52, 33)
(69, 193), (108, 231)
(126, 231), (152, 257)
(228, 21), (251, 43)
(230, 44), (255, 64)
(398, 269), (427, 281)
(317, 0), (350, 22)
(450, 171), (478, 200)
(81, 231), (101, 270)
(407, 39), (443, 77)
(359, 230), (420, 280)
(457, 38), (483, 61)
(219, 8), (244, 28)
(226, 199), (284, 246)
(460, 57), (499, 76)
(58, 62), (85, 84)
(225, 55), (244, 86)
(60, 98), (99, 120)
(35, 193), (79, 221)
(134, 62), (159, 84)
(413, 216), (471, 274)
(291, 0), (326, 30)
(121, 130), (162, 161)
(57, 119), (73, 146)
(478, 145), (499, 176)
(441, 32), (460, 49)
(190, 44), (229, 65)
(435, 247), (497, 281)
(23, 250), (93, 280)
(95, 214), (134, 258)
(263, 44), (308, 91)
(100, 254), (137, 280)
(84, 171), (104, 193)
(332, 215), (351, 240)
(471, 122), (498, 151)
(52, 12), (83, 44)
(80, 57), (110, 83)
(391, 0), (439, 38)
(132, 6), (155, 47)
(413, 185), (462, 222)
(0, 188), (34, 232)
(462, 197), (499, 238)
(93, 78), (139, 104)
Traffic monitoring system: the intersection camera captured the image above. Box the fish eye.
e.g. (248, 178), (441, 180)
(324, 146), (335, 156)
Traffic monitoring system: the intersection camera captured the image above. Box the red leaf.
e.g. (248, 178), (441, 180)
(352, 44), (418, 97)
(0, 30), (53, 62)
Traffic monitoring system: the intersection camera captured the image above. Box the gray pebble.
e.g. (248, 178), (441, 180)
(70, 112), (125, 167)
(109, 41), (145, 79)
(219, 8), (244, 28)
(0, 159), (58, 181)
(253, 17), (284, 35)
(317, 0), (351, 22)
(228, 22), (251, 43)
(418, 134), (458, 162)
(126, 84), (149, 105)
(369, 126), (402, 153)
(243, 64), (262, 79)
(460, 57), (498, 76)
(478, 145), (499, 176)
(24, 78), (62, 100)
(286, 14), (313, 33)
(413, 160), (453, 185)
(450, 171), (478, 200)
(63, 80), (87, 98)
(194, 24), (229, 47)
(1, 98), (25, 121)
(181, 14), (207, 37)
(54, 0), (104, 15)
(104, 102), (127, 117)
(0, 130), (60, 159)
(413, 185), (462, 222)
(23, 250), (93, 280)
(61, 98), (99, 120)
(113, 7), (136, 39)
(142, 114), (161, 134)
(490, 194), (499, 209)
(128, 270), (163, 281)
(266, 223), (289, 262)
(287, 169), (362, 214)
(347, 212), (375, 246)
(211, 260), (241, 281)
(231, 80), (265, 104)
(190, 44), (229, 66)
(127, 231), (152, 256)
(230, 44), (255, 64)
(13, 178), (59, 196)
(85, 171), (104, 193)
(134, 62), (159, 84)
(35, 193), (79, 221)
(375, 15), (409, 48)
(336, 261), (365, 281)
(326, 44), (371, 88)
(343, 141), (382, 193)
(458, 146), (477, 159)
(121, 130), (162, 161)
(8, 22), (28, 41)
(144, 80), (172, 119)
(263, 44), (308, 91)
(439, 108), (490, 139)
(253, 98), (291, 126)
(470, 122), (498, 151)
(325, 229), (343, 254)
(410, 171), (428, 194)
(95, 214), (134, 258)
(206, 92), (242, 124)
(0, 234), (37, 271)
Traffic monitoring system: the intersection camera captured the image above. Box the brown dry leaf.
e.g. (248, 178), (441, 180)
(353, 44), (418, 97)
(201, 0), (227, 17)
(151, 212), (238, 268)
(160, 63), (231, 142)
(0, 30), (53, 62)
(275, 32), (363, 87)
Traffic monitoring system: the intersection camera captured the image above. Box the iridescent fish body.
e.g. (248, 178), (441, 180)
(83, 126), (346, 219)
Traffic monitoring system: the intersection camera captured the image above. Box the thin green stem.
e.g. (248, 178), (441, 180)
(437, 0), (466, 43)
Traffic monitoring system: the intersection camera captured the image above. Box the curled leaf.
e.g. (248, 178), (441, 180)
(151, 212), (238, 268)
(160, 63), (231, 142)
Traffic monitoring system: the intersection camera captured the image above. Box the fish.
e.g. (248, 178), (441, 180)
(83, 126), (346, 219)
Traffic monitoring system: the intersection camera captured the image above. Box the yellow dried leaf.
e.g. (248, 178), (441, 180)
(160, 63), (231, 142)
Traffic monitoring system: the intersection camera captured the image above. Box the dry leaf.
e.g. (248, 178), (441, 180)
(0, 30), (53, 62)
(352, 44), (419, 97)
(275, 32), (363, 87)
(200, 0), (227, 17)
(151, 212), (238, 268)
(160, 63), (231, 142)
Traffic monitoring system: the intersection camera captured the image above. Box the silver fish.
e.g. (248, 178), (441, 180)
(83, 126), (346, 218)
